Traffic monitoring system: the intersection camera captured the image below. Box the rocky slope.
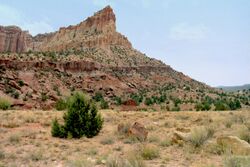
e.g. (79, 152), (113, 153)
(1, 6), (244, 111)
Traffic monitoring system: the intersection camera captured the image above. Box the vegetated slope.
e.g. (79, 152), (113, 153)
(0, 6), (249, 110)
(218, 84), (250, 92)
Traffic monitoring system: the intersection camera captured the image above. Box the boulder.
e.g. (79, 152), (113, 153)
(172, 131), (190, 143)
(217, 136), (250, 155)
(128, 122), (148, 142)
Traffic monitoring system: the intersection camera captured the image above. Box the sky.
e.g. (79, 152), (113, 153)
(0, 0), (249, 87)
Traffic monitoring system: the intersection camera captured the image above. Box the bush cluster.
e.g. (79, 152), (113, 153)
(51, 92), (103, 138)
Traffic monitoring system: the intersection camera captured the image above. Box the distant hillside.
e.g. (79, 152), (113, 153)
(218, 84), (250, 92)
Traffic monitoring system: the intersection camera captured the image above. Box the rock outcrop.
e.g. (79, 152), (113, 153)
(0, 6), (132, 53)
(128, 122), (148, 141)
(32, 6), (132, 51)
(217, 136), (250, 155)
(0, 26), (31, 53)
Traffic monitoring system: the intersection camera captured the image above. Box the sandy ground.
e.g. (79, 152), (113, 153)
(0, 110), (250, 167)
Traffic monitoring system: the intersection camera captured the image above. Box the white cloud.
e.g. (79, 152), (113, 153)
(0, 4), (54, 36)
(169, 23), (209, 41)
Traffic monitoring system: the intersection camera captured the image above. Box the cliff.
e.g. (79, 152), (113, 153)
(0, 26), (31, 53)
(0, 6), (132, 53)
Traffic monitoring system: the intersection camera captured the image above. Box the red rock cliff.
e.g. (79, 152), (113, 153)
(0, 26), (31, 53)
(0, 6), (132, 53)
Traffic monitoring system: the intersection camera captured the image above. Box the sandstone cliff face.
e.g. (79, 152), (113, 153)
(0, 26), (30, 53)
(0, 6), (132, 53)
(32, 6), (132, 51)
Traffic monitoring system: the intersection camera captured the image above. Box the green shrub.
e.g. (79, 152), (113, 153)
(100, 99), (109, 109)
(17, 80), (25, 87)
(93, 92), (104, 102)
(11, 91), (20, 99)
(195, 102), (211, 111)
(55, 98), (67, 111)
(140, 145), (159, 160)
(130, 93), (143, 105)
(51, 119), (66, 138)
(189, 126), (214, 148)
(41, 92), (48, 102)
(145, 97), (154, 106)
(113, 96), (122, 105)
(106, 154), (146, 167)
(171, 106), (180, 112)
(51, 92), (103, 138)
(215, 101), (229, 111)
(160, 138), (172, 147)
(224, 155), (250, 167)
(239, 128), (250, 144)
(0, 98), (11, 110)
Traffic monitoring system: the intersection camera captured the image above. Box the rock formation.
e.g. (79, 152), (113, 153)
(0, 26), (31, 53)
(217, 136), (250, 155)
(0, 6), (215, 110)
(0, 6), (132, 53)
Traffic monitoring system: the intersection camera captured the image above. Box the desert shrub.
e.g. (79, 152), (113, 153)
(4, 86), (15, 94)
(144, 97), (154, 106)
(224, 155), (250, 167)
(51, 119), (66, 138)
(100, 137), (114, 145)
(93, 92), (104, 102)
(106, 155), (124, 167)
(0, 98), (11, 110)
(171, 106), (180, 112)
(173, 98), (182, 107)
(30, 151), (43, 161)
(224, 119), (233, 128)
(55, 98), (68, 111)
(11, 91), (20, 99)
(106, 153), (146, 167)
(189, 126), (214, 148)
(130, 93), (143, 105)
(195, 102), (211, 111)
(215, 101), (229, 111)
(148, 135), (160, 143)
(160, 138), (172, 147)
(123, 136), (140, 144)
(17, 80), (25, 87)
(51, 92), (103, 138)
(41, 92), (48, 102)
(239, 128), (250, 143)
(8, 134), (21, 144)
(126, 153), (146, 167)
(140, 145), (159, 160)
(100, 99), (109, 109)
(113, 96), (122, 105)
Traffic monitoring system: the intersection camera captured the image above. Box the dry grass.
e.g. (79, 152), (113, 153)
(0, 110), (249, 166)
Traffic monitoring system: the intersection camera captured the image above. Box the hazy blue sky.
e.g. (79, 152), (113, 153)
(0, 0), (249, 87)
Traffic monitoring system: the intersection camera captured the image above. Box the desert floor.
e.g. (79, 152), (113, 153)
(0, 110), (250, 167)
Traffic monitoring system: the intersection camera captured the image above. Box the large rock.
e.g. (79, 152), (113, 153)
(217, 136), (250, 155)
(128, 122), (148, 142)
(172, 131), (190, 143)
